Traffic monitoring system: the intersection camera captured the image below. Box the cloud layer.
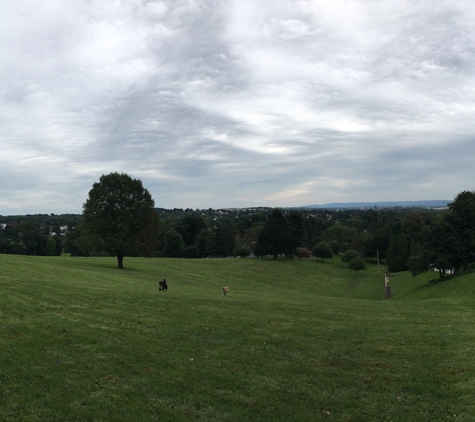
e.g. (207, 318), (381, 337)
(1, 0), (474, 213)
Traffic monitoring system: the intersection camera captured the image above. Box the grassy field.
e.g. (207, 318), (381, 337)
(1, 254), (475, 421)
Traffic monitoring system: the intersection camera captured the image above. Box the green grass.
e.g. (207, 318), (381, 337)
(1, 254), (475, 421)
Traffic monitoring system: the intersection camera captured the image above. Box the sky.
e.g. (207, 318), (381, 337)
(1, 0), (474, 214)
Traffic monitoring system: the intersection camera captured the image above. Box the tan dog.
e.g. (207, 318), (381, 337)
(222, 286), (229, 296)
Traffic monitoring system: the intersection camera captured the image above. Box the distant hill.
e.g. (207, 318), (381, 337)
(300, 200), (451, 209)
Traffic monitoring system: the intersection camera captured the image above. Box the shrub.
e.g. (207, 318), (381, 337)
(341, 249), (359, 263)
(312, 242), (334, 262)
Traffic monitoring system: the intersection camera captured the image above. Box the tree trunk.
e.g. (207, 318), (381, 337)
(117, 253), (125, 269)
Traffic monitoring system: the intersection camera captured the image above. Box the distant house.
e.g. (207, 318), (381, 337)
(296, 247), (312, 259)
(1, 223), (6, 230)
(60, 225), (68, 235)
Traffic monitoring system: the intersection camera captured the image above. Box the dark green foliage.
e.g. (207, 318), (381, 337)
(6, 226), (21, 253)
(4, 194), (475, 276)
(184, 245), (197, 258)
(254, 233), (272, 258)
(177, 215), (207, 247)
(345, 217), (365, 231)
(241, 222), (265, 256)
(0, 231), (7, 254)
(210, 222), (236, 257)
(448, 191), (475, 269)
(303, 216), (330, 249)
(407, 241), (430, 277)
(195, 228), (212, 258)
(20, 222), (48, 255)
(54, 235), (63, 256)
(429, 220), (464, 277)
(46, 236), (56, 256)
(341, 249), (359, 263)
(323, 224), (357, 254)
(81, 173), (159, 268)
(364, 229), (390, 259)
(312, 241), (333, 261)
(348, 256), (366, 274)
(0, 221), (61, 256)
(401, 212), (427, 244)
(400, 213), (432, 274)
(386, 234), (409, 272)
(406, 192), (475, 278)
(256, 209), (292, 259)
(64, 227), (89, 257)
(287, 210), (304, 257)
(234, 245), (252, 258)
(163, 229), (184, 258)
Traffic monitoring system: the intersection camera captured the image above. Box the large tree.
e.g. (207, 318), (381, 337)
(195, 228), (212, 258)
(65, 226), (89, 257)
(406, 240), (430, 277)
(385, 234), (409, 272)
(177, 215), (207, 247)
(20, 222), (48, 255)
(287, 210), (304, 258)
(348, 256), (366, 274)
(428, 219), (464, 277)
(448, 191), (475, 269)
(162, 229), (184, 258)
(211, 222), (236, 257)
(81, 173), (159, 269)
(256, 209), (292, 259)
(323, 224), (357, 254)
(312, 241), (333, 262)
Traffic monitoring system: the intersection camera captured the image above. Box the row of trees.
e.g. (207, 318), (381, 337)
(74, 175), (475, 276)
(0, 221), (64, 256)
(404, 191), (475, 278)
(2, 173), (474, 277)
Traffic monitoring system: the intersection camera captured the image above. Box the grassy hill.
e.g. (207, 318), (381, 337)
(1, 254), (474, 421)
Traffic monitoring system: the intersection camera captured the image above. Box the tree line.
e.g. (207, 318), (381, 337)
(0, 214), (81, 256)
(2, 173), (474, 278)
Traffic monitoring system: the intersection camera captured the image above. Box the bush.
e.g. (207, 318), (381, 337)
(341, 249), (359, 262)
(312, 242), (334, 262)
(349, 257), (366, 274)
(184, 245), (197, 258)
(234, 245), (252, 258)
(163, 230), (184, 258)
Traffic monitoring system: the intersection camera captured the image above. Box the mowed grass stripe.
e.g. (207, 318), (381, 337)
(1, 254), (475, 421)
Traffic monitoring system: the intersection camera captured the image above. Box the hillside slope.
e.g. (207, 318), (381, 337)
(1, 255), (474, 421)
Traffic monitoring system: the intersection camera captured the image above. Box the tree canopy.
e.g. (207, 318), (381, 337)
(256, 209), (292, 259)
(81, 173), (159, 269)
(163, 229), (184, 258)
(3, 189), (475, 275)
(348, 256), (366, 274)
(406, 191), (475, 278)
(312, 242), (333, 262)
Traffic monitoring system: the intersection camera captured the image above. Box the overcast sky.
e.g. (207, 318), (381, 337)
(1, 0), (474, 214)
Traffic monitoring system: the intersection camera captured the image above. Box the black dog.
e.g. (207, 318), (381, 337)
(159, 279), (168, 292)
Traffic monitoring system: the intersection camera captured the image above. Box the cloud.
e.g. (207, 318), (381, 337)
(1, 0), (474, 214)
